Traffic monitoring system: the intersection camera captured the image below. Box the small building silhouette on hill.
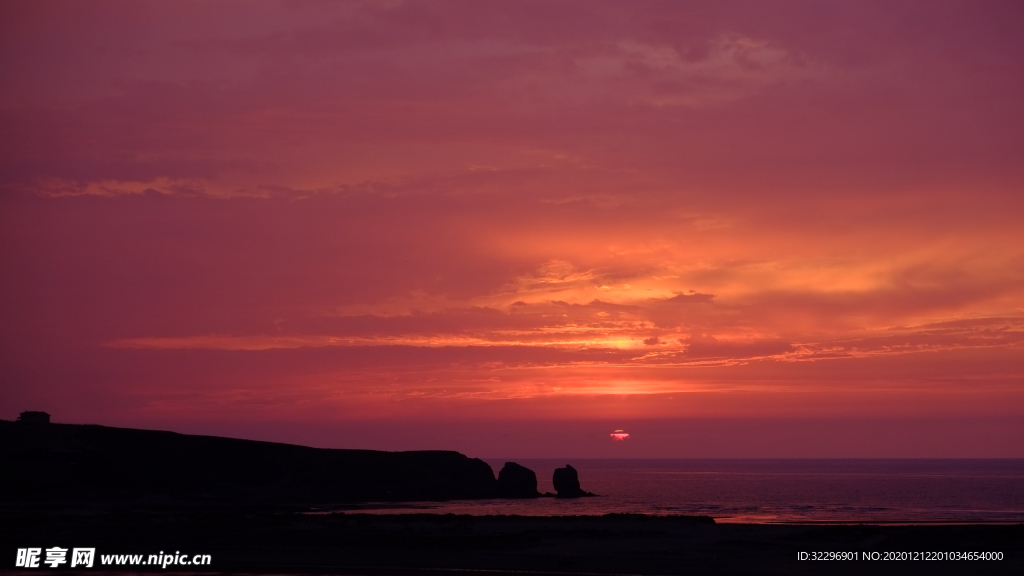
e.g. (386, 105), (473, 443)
(16, 411), (50, 425)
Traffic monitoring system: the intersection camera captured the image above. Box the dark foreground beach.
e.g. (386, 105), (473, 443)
(2, 508), (1020, 576)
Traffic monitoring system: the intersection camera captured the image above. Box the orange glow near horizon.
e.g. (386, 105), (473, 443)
(1, 1), (1023, 457)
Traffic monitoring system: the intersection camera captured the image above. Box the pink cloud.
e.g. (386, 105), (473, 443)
(2, 1), (1023, 456)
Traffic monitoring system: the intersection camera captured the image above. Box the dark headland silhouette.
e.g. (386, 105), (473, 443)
(0, 413), (593, 506)
(3, 413), (1022, 575)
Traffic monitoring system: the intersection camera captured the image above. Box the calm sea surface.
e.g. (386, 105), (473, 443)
(357, 459), (1024, 524)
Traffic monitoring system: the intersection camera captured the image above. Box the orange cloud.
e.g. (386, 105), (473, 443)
(2, 0), (1023, 456)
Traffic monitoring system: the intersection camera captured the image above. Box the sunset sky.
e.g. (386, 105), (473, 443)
(2, 0), (1022, 457)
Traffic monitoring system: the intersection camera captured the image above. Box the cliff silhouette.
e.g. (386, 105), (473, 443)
(0, 419), (504, 506)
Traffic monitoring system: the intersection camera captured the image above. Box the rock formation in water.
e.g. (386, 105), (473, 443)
(497, 461), (541, 497)
(553, 464), (595, 497)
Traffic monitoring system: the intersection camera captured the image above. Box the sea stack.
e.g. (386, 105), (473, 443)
(553, 464), (595, 497)
(497, 462), (541, 497)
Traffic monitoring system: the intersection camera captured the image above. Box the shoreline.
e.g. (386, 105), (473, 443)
(3, 509), (1020, 575)
(311, 509), (1024, 526)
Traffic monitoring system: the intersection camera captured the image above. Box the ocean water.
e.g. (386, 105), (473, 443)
(357, 459), (1024, 524)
